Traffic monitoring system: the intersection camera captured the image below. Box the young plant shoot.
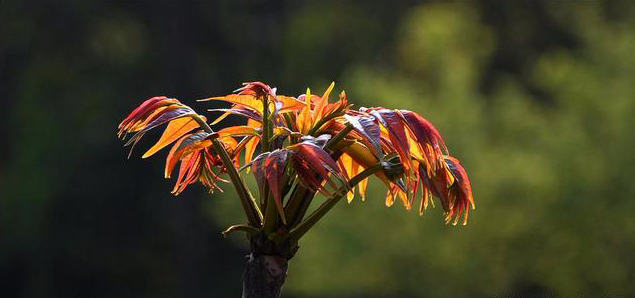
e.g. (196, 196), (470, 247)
(118, 82), (474, 298)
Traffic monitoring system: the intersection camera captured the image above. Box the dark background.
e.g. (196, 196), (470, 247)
(2, 1), (635, 297)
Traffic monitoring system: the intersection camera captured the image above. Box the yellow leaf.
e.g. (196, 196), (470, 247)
(297, 88), (312, 134)
(385, 189), (395, 207)
(165, 133), (191, 178)
(247, 118), (261, 128)
(211, 111), (231, 125)
(315, 81), (335, 122)
(244, 137), (259, 173)
(339, 153), (354, 178)
(142, 117), (202, 159)
(217, 126), (258, 137)
(359, 176), (368, 201)
(344, 142), (392, 189)
(398, 190), (410, 210)
(199, 94), (264, 115)
(277, 95), (306, 112)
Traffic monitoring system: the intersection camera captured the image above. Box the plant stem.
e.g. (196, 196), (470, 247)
(242, 253), (288, 298)
(193, 115), (263, 226)
(260, 94), (281, 233)
(285, 185), (312, 227)
(307, 111), (344, 136)
(288, 162), (383, 242)
(324, 123), (354, 152)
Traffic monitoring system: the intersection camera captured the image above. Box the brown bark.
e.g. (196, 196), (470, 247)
(241, 234), (298, 298)
(241, 253), (288, 298)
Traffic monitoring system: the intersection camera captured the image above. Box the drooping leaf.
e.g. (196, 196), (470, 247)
(172, 151), (201, 195)
(290, 142), (345, 196)
(344, 114), (382, 157)
(263, 150), (289, 223)
(141, 108), (195, 134)
(142, 116), (203, 158)
(343, 142), (392, 189)
(119, 96), (167, 130)
(165, 133), (192, 178)
(127, 106), (172, 133)
(369, 109), (412, 173)
(276, 95), (306, 112)
(401, 110), (448, 172)
(358, 175), (368, 201)
(337, 153), (357, 203)
(208, 108), (262, 124)
(444, 156), (474, 225)
(243, 137), (260, 172)
(217, 126), (259, 138)
(251, 152), (270, 200)
(126, 100), (182, 132)
(298, 134), (332, 148)
(176, 131), (212, 152)
(199, 94), (263, 115)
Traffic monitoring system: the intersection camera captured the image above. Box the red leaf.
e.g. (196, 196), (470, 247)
(401, 110), (448, 172)
(119, 96), (167, 129)
(369, 109), (413, 174)
(291, 142), (345, 196)
(344, 114), (382, 157)
(264, 150), (289, 222)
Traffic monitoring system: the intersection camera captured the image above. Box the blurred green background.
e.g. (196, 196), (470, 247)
(2, 1), (634, 297)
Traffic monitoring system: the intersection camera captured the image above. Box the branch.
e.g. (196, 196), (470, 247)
(288, 162), (383, 242)
(193, 115), (263, 227)
(323, 123), (354, 152)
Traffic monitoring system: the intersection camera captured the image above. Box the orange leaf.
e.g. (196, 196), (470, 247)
(199, 94), (264, 115)
(313, 82), (334, 123)
(210, 111), (231, 125)
(343, 142), (392, 189)
(165, 133), (192, 178)
(142, 116), (203, 159)
(244, 136), (260, 173)
(358, 175), (368, 201)
(276, 95), (306, 112)
(297, 88), (312, 134)
(217, 126), (259, 137)
(338, 153), (357, 203)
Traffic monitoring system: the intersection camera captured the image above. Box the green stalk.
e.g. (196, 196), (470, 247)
(261, 93), (270, 152)
(193, 115), (263, 227)
(288, 162), (383, 242)
(284, 185), (311, 227)
(285, 124), (354, 227)
(307, 111), (345, 136)
(324, 123), (354, 151)
(259, 94), (281, 234)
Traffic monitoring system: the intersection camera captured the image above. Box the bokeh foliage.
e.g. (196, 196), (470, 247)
(2, 1), (634, 297)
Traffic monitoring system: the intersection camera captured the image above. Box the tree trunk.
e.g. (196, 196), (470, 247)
(241, 234), (298, 298)
(241, 253), (288, 298)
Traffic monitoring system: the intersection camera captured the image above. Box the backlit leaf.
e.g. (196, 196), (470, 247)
(297, 88), (312, 134)
(344, 114), (382, 157)
(142, 116), (203, 158)
(199, 94), (263, 115)
(208, 108), (262, 123)
(217, 126), (259, 137)
(264, 150), (289, 223)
